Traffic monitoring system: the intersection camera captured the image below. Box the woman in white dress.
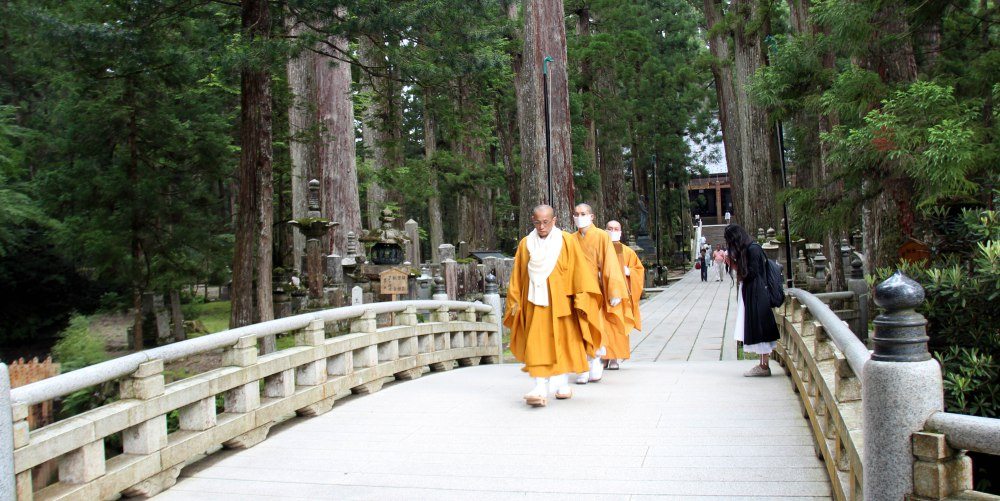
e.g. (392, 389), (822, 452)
(726, 224), (780, 376)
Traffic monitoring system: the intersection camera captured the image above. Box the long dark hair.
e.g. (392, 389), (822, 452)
(724, 224), (754, 282)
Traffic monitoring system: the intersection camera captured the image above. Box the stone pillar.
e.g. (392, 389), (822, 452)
(0, 363), (14, 500)
(436, 244), (458, 300)
(846, 255), (870, 340)
(911, 432), (973, 499)
(862, 271), (943, 500)
(714, 185), (723, 219)
(404, 219), (421, 265)
(432, 275), (448, 301)
(120, 360), (167, 455)
(483, 273), (504, 365)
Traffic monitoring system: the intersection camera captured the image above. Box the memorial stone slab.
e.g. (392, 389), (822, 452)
(351, 286), (363, 306)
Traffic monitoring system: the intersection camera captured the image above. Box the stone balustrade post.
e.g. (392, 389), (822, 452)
(483, 273), (503, 365)
(10, 402), (29, 498)
(846, 255), (870, 340)
(430, 305), (450, 323)
(1, 363), (14, 500)
(431, 275), (448, 301)
(223, 336), (260, 414)
(296, 319), (327, 386)
(862, 271), (943, 500)
(120, 360), (167, 455)
(911, 432), (973, 499)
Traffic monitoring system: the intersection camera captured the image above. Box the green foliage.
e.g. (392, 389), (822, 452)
(52, 315), (117, 421)
(936, 347), (999, 417)
(869, 210), (1000, 419)
(52, 315), (108, 372)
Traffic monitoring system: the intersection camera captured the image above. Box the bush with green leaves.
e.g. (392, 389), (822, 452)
(871, 208), (1000, 417)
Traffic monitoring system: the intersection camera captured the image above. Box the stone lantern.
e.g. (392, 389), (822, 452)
(360, 208), (409, 265)
(288, 179), (339, 300)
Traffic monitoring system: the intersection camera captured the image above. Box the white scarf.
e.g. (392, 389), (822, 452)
(525, 228), (563, 307)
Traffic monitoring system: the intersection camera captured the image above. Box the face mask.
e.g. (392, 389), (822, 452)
(608, 231), (622, 242)
(573, 214), (593, 229)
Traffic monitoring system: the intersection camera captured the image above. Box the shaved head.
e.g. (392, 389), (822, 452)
(531, 204), (556, 237)
(532, 204), (555, 219)
(573, 203), (593, 216)
(606, 220), (622, 232)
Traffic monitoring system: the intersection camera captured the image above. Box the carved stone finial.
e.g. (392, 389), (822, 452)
(433, 274), (446, 295)
(871, 271), (930, 362)
(850, 255), (863, 279)
(485, 273), (499, 294)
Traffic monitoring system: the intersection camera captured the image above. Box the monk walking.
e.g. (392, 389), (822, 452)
(504, 205), (605, 407)
(571, 204), (627, 384)
(604, 220), (644, 370)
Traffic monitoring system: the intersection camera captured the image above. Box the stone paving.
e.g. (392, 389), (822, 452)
(155, 267), (830, 500)
(631, 267), (740, 362)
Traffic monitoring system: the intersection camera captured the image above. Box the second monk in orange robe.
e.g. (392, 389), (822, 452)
(571, 203), (628, 384)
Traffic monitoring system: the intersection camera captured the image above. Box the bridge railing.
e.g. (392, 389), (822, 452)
(777, 289), (867, 500)
(778, 272), (1000, 500)
(1, 299), (501, 500)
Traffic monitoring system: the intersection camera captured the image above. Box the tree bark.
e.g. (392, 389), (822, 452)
(861, 1), (919, 273)
(359, 37), (388, 230)
(317, 27), (361, 258)
(424, 89), (444, 262)
(516, 0), (576, 229)
(455, 82), (497, 250)
(576, 7), (603, 218)
(232, 0), (274, 344)
(286, 17), (312, 273)
(169, 289), (185, 341)
(731, 0), (780, 232)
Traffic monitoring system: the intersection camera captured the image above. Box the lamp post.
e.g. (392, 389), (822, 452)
(542, 56), (554, 206)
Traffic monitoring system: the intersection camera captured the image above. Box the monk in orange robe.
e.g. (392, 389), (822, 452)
(571, 203), (628, 384)
(605, 220), (645, 369)
(504, 205), (605, 407)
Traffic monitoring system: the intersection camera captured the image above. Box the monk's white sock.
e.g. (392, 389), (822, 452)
(589, 357), (604, 381)
(527, 377), (548, 397)
(549, 374), (570, 394)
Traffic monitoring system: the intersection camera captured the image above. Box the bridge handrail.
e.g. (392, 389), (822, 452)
(926, 411), (1000, 456)
(3, 298), (501, 499)
(786, 288), (868, 376)
(777, 288), (866, 500)
(10, 300), (491, 407)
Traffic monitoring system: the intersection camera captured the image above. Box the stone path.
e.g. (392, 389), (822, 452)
(155, 267), (830, 500)
(631, 267), (739, 362)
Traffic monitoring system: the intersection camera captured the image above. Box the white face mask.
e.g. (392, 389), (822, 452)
(573, 214), (593, 229)
(608, 231), (622, 242)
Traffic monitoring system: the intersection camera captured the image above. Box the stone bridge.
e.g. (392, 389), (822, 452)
(1, 271), (998, 500)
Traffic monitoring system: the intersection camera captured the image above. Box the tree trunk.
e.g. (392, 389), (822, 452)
(169, 289), (185, 341)
(576, 7), (602, 217)
(861, 2), (919, 273)
(317, 26), (361, 258)
(516, 0), (576, 229)
(359, 37), (388, 230)
(424, 90), (444, 262)
(286, 17), (312, 273)
(731, 0), (780, 232)
(232, 0), (273, 342)
(455, 83), (497, 250)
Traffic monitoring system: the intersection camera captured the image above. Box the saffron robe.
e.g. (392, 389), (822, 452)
(573, 227), (628, 359)
(614, 241), (645, 335)
(504, 231), (605, 377)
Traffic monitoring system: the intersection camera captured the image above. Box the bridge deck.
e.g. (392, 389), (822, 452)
(155, 269), (830, 500)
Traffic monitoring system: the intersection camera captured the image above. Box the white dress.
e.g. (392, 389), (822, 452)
(734, 283), (778, 355)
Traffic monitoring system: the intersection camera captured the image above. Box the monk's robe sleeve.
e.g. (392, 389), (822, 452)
(564, 234), (605, 356)
(503, 239), (528, 358)
(599, 236), (628, 334)
(625, 247), (645, 331)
